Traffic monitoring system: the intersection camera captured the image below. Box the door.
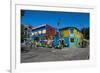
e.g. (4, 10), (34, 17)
(69, 38), (76, 48)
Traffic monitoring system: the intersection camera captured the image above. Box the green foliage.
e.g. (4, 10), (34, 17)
(21, 24), (26, 43)
(21, 10), (25, 16)
(81, 27), (90, 40)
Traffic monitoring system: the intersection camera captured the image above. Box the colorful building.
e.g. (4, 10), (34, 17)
(32, 24), (55, 47)
(60, 27), (83, 48)
(31, 24), (83, 48)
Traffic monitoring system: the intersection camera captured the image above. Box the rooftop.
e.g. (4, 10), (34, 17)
(32, 24), (55, 30)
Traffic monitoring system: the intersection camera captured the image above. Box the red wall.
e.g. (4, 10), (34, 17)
(46, 25), (55, 39)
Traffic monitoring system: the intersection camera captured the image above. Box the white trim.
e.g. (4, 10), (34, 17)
(32, 24), (47, 30)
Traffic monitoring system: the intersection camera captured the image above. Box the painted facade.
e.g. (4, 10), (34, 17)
(31, 24), (83, 48)
(60, 27), (83, 48)
(32, 24), (55, 47)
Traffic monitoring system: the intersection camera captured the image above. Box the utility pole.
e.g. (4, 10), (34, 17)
(57, 18), (62, 48)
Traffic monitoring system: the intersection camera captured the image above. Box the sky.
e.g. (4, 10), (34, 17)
(21, 10), (90, 30)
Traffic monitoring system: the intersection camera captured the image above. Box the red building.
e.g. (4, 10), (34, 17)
(45, 24), (55, 40)
(32, 24), (56, 46)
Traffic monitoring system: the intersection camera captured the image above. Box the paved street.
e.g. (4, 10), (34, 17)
(21, 47), (89, 63)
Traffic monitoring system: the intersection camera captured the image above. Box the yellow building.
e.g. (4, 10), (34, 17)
(60, 27), (83, 48)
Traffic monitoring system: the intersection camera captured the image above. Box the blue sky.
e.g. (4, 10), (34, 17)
(21, 10), (90, 30)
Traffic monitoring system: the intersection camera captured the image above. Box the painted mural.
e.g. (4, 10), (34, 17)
(30, 24), (84, 48)
(60, 27), (83, 48)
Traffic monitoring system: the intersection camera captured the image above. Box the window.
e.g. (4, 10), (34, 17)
(42, 29), (46, 34)
(39, 30), (42, 34)
(70, 38), (74, 43)
(32, 33), (34, 35)
(35, 32), (37, 35)
(70, 29), (73, 33)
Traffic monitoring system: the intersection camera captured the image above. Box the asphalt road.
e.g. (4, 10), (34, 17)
(21, 47), (89, 63)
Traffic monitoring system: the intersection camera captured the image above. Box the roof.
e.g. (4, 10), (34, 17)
(59, 27), (81, 32)
(32, 24), (55, 30)
(32, 24), (47, 30)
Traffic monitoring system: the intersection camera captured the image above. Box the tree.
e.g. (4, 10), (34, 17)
(21, 10), (25, 16)
(21, 24), (26, 43)
(81, 27), (90, 40)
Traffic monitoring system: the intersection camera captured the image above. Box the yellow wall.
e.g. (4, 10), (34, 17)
(61, 29), (83, 39)
(74, 29), (80, 38)
(62, 30), (70, 37)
